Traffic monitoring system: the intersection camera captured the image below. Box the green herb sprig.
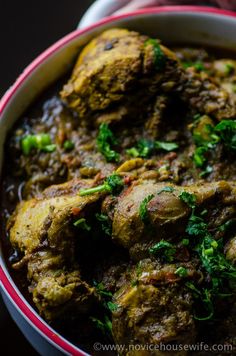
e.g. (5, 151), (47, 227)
(139, 194), (154, 224)
(96, 213), (112, 236)
(79, 173), (124, 196)
(149, 240), (176, 262)
(97, 123), (120, 162)
(73, 218), (91, 231)
(146, 38), (166, 71)
(180, 190), (236, 320)
(192, 119), (236, 172)
(127, 138), (178, 158)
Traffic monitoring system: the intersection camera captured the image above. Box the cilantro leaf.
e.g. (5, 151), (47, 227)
(157, 186), (174, 194)
(63, 140), (75, 151)
(139, 194), (154, 224)
(214, 119), (236, 150)
(79, 173), (124, 196)
(96, 213), (112, 236)
(146, 38), (166, 71)
(73, 218), (91, 231)
(97, 123), (120, 162)
(127, 138), (178, 158)
(155, 141), (179, 151)
(149, 240), (176, 262)
(179, 191), (197, 209)
(175, 266), (188, 277)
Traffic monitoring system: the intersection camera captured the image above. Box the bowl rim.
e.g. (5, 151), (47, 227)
(1, 5), (236, 355)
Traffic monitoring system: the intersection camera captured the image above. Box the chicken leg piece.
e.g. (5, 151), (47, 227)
(8, 178), (102, 320)
(110, 180), (236, 259)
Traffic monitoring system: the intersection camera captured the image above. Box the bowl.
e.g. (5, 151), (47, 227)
(1, 6), (236, 356)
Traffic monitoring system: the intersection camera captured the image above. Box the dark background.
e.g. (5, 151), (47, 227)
(0, 1), (93, 354)
(0, 0), (93, 96)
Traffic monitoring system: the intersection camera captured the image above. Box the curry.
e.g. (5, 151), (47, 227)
(1, 28), (236, 355)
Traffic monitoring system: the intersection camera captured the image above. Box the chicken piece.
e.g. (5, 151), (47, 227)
(144, 95), (169, 137)
(8, 178), (101, 320)
(61, 28), (149, 118)
(211, 59), (236, 102)
(110, 180), (235, 259)
(225, 236), (236, 264)
(112, 259), (196, 355)
(9, 178), (100, 254)
(61, 28), (235, 127)
(61, 28), (180, 129)
(28, 251), (95, 320)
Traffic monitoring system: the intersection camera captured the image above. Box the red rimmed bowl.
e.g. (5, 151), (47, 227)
(1, 6), (236, 356)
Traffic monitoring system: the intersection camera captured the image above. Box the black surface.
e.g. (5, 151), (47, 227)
(0, 0), (93, 97)
(0, 1), (93, 355)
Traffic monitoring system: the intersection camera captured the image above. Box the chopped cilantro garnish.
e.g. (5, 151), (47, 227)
(21, 133), (56, 155)
(79, 173), (124, 196)
(186, 283), (214, 321)
(180, 189), (236, 321)
(139, 194), (154, 224)
(73, 218), (91, 231)
(127, 138), (178, 158)
(214, 120), (236, 150)
(96, 213), (112, 236)
(63, 140), (74, 151)
(146, 38), (166, 71)
(193, 146), (209, 167)
(90, 315), (112, 335)
(157, 186), (174, 194)
(225, 63), (234, 75)
(192, 119), (236, 172)
(107, 301), (118, 312)
(179, 191), (197, 209)
(94, 282), (112, 298)
(126, 147), (140, 158)
(182, 61), (205, 71)
(186, 213), (208, 237)
(149, 240), (176, 262)
(155, 141), (179, 151)
(175, 266), (188, 277)
(97, 123), (120, 162)
(182, 238), (189, 246)
(199, 165), (213, 178)
(92, 281), (117, 333)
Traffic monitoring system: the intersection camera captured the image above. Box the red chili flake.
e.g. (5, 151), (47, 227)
(164, 152), (177, 161)
(164, 272), (179, 283)
(71, 207), (81, 216)
(124, 176), (131, 185)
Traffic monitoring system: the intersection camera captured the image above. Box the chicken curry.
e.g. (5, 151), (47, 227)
(1, 29), (236, 355)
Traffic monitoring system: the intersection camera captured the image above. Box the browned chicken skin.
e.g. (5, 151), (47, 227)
(112, 260), (196, 356)
(110, 180), (236, 260)
(8, 179), (101, 320)
(61, 28), (235, 127)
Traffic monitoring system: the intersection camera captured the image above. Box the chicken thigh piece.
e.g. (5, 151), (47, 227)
(8, 178), (102, 320)
(61, 28), (235, 126)
(112, 259), (196, 356)
(110, 180), (236, 259)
